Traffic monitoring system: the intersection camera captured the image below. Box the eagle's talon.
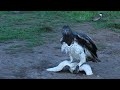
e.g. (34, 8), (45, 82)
(73, 65), (79, 74)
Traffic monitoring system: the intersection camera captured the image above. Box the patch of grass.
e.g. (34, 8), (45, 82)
(107, 23), (120, 29)
(0, 11), (60, 47)
(0, 11), (120, 47)
(92, 11), (120, 33)
(64, 11), (95, 22)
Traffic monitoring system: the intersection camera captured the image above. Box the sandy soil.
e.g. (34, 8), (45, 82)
(0, 22), (120, 79)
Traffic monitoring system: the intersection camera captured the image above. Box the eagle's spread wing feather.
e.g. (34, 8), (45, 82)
(74, 33), (100, 62)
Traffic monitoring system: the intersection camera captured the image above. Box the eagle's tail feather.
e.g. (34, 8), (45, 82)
(91, 52), (101, 62)
(94, 57), (101, 62)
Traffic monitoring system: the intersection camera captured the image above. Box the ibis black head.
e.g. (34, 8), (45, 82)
(61, 25), (74, 46)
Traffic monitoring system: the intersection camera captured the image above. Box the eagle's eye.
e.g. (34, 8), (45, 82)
(62, 29), (72, 36)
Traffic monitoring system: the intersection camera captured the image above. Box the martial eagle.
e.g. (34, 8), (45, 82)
(60, 25), (100, 72)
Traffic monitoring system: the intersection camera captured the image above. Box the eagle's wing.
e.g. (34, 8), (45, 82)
(74, 32), (100, 62)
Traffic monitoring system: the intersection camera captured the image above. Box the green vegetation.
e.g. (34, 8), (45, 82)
(0, 11), (120, 47)
(92, 11), (120, 33)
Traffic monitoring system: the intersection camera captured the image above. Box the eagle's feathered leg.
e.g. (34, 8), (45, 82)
(68, 54), (75, 73)
(79, 52), (86, 67)
(69, 54), (73, 62)
(74, 51), (86, 73)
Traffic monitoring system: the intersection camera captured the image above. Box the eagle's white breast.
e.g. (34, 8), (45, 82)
(61, 41), (92, 61)
(69, 41), (84, 60)
(61, 41), (85, 60)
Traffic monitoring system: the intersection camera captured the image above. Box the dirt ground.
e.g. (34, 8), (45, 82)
(0, 22), (120, 79)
